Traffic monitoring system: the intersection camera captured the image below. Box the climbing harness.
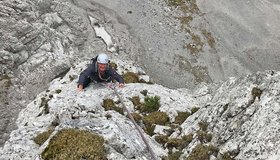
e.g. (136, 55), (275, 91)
(104, 83), (157, 160)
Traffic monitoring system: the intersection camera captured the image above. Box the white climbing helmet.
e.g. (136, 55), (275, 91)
(97, 53), (109, 64)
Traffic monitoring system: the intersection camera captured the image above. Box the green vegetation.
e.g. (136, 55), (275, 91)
(220, 151), (237, 160)
(143, 112), (169, 136)
(142, 96), (161, 113)
(186, 144), (219, 160)
(123, 72), (139, 83)
(191, 107), (199, 114)
(144, 124), (155, 136)
(167, 0), (217, 55)
(109, 61), (118, 70)
(167, 0), (199, 14)
(1, 75), (12, 88)
(131, 112), (142, 124)
(181, 0), (199, 14)
(174, 111), (191, 124)
(182, 133), (193, 143)
(143, 112), (169, 126)
(197, 130), (212, 143)
(130, 96), (142, 109)
(41, 128), (106, 160)
(198, 121), (208, 131)
(102, 98), (124, 115)
(166, 138), (183, 149)
(167, 151), (183, 160)
(155, 135), (169, 146)
(176, 16), (193, 27)
(33, 128), (54, 145)
(167, 0), (185, 6)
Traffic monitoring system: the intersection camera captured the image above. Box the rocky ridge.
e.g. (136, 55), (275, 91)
(1, 59), (279, 159)
(0, 0), (280, 159)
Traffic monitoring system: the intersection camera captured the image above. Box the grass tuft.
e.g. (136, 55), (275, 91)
(41, 128), (106, 160)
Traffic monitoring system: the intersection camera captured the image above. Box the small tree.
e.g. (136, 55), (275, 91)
(142, 96), (160, 113)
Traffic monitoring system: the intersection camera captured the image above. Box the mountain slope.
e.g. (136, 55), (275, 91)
(1, 59), (279, 160)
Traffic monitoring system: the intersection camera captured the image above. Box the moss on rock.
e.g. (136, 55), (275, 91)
(182, 133), (193, 143)
(143, 112), (169, 126)
(102, 98), (123, 115)
(186, 144), (219, 160)
(220, 151), (237, 160)
(191, 107), (199, 114)
(131, 112), (142, 123)
(1, 75), (12, 88)
(33, 128), (54, 146)
(197, 130), (212, 143)
(166, 138), (183, 149)
(123, 72), (139, 83)
(198, 121), (208, 131)
(174, 111), (191, 124)
(41, 128), (106, 160)
(109, 62), (118, 70)
(167, 151), (183, 160)
(129, 96), (142, 109)
(155, 135), (169, 146)
(144, 124), (156, 136)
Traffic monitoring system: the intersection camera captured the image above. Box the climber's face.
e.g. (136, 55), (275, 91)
(98, 63), (107, 72)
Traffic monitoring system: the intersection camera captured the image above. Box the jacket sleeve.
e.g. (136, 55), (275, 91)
(78, 65), (95, 87)
(109, 68), (124, 83)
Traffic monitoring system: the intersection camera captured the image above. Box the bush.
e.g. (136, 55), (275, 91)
(41, 128), (106, 160)
(182, 133), (193, 143)
(174, 111), (191, 124)
(143, 112), (169, 126)
(167, 151), (183, 160)
(142, 96), (160, 113)
(155, 135), (169, 146)
(166, 138), (183, 149)
(129, 96), (142, 109)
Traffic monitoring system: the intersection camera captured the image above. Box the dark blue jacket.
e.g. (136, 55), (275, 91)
(78, 62), (124, 88)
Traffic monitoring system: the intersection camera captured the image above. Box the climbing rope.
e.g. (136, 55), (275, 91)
(105, 83), (157, 160)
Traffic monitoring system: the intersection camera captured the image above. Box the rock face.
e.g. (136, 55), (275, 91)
(0, 0), (82, 146)
(86, 0), (280, 89)
(0, 0), (139, 146)
(1, 59), (279, 160)
(1, 0), (280, 159)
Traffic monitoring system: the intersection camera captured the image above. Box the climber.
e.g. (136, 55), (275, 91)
(77, 53), (124, 92)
